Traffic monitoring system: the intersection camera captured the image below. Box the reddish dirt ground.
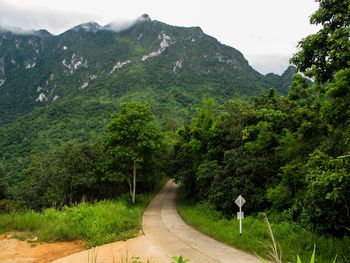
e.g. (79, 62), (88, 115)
(0, 233), (85, 263)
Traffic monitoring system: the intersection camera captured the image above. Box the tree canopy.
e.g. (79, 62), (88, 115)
(290, 0), (350, 83)
(103, 102), (161, 204)
(169, 0), (350, 236)
(0, 167), (7, 200)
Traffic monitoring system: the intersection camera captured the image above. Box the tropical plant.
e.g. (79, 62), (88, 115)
(103, 102), (161, 204)
(172, 255), (190, 263)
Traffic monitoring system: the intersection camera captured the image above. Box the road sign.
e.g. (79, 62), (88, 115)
(235, 195), (246, 235)
(235, 195), (246, 208)
(237, 212), (244, 220)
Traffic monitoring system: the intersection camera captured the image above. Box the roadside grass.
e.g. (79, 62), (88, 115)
(177, 195), (350, 263)
(0, 177), (169, 247)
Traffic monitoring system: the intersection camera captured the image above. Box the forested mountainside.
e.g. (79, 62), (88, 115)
(1, 1), (349, 261)
(0, 14), (295, 176)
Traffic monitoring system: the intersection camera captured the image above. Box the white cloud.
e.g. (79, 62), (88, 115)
(0, 0), (98, 34)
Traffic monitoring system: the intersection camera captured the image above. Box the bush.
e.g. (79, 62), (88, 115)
(0, 199), (24, 214)
(303, 150), (350, 236)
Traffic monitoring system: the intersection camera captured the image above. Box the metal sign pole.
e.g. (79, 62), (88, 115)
(235, 195), (246, 236)
(239, 205), (242, 235)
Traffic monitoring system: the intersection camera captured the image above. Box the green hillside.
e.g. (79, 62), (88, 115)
(0, 15), (296, 176)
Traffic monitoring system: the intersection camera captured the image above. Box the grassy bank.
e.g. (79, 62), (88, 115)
(0, 178), (169, 247)
(177, 197), (350, 263)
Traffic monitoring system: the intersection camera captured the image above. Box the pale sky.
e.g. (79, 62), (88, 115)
(0, 0), (320, 75)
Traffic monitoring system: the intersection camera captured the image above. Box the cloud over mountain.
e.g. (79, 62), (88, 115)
(0, 0), (97, 34)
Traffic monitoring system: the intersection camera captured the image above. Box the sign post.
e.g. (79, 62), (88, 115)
(235, 195), (246, 235)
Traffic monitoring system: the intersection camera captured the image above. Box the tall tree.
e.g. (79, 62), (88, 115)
(287, 0), (350, 234)
(103, 102), (161, 204)
(13, 143), (102, 209)
(0, 167), (7, 200)
(290, 0), (350, 83)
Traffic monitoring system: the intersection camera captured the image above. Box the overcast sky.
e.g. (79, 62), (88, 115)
(0, 0), (320, 75)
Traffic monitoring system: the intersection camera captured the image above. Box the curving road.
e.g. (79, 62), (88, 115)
(55, 180), (260, 263)
(142, 180), (260, 263)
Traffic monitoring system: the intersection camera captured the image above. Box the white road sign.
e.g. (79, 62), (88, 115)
(235, 195), (246, 208)
(235, 195), (246, 235)
(237, 212), (244, 220)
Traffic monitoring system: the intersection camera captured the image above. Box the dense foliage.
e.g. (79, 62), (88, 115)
(0, 18), (294, 126)
(0, 167), (7, 200)
(11, 143), (107, 209)
(170, 0), (350, 237)
(0, 2), (348, 257)
(290, 0), (350, 83)
(170, 75), (349, 235)
(0, 17), (295, 179)
(103, 102), (162, 204)
(1, 102), (164, 211)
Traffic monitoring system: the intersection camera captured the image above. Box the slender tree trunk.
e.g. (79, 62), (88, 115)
(69, 173), (75, 206)
(128, 175), (132, 199)
(132, 160), (137, 204)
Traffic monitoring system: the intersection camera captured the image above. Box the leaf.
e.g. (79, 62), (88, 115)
(253, 252), (270, 263)
(310, 245), (316, 263)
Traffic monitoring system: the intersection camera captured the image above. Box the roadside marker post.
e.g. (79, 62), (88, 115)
(235, 195), (246, 235)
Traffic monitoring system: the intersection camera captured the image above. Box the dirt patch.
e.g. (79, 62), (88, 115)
(55, 235), (170, 263)
(0, 233), (85, 263)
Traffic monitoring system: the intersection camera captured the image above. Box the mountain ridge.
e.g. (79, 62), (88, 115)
(0, 16), (297, 175)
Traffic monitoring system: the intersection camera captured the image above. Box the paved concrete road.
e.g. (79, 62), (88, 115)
(55, 180), (261, 263)
(142, 180), (260, 263)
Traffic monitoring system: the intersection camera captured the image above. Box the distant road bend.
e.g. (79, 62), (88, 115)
(55, 180), (260, 263)
(142, 180), (260, 263)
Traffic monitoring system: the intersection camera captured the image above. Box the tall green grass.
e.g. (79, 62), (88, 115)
(177, 200), (350, 263)
(1, 198), (143, 246)
(0, 178), (169, 247)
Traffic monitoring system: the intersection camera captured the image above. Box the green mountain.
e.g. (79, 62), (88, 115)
(0, 15), (296, 175)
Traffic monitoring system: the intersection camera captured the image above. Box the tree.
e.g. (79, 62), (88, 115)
(286, 0), (350, 232)
(13, 143), (102, 209)
(0, 167), (7, 199)
(170, 98), (217, 197)
(47, 143), (101, 205)
(103, 102), (161, 204)
(304, 150), (350, 235)
(290, 0), (350, 83)
(290, 0), (350, 156)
